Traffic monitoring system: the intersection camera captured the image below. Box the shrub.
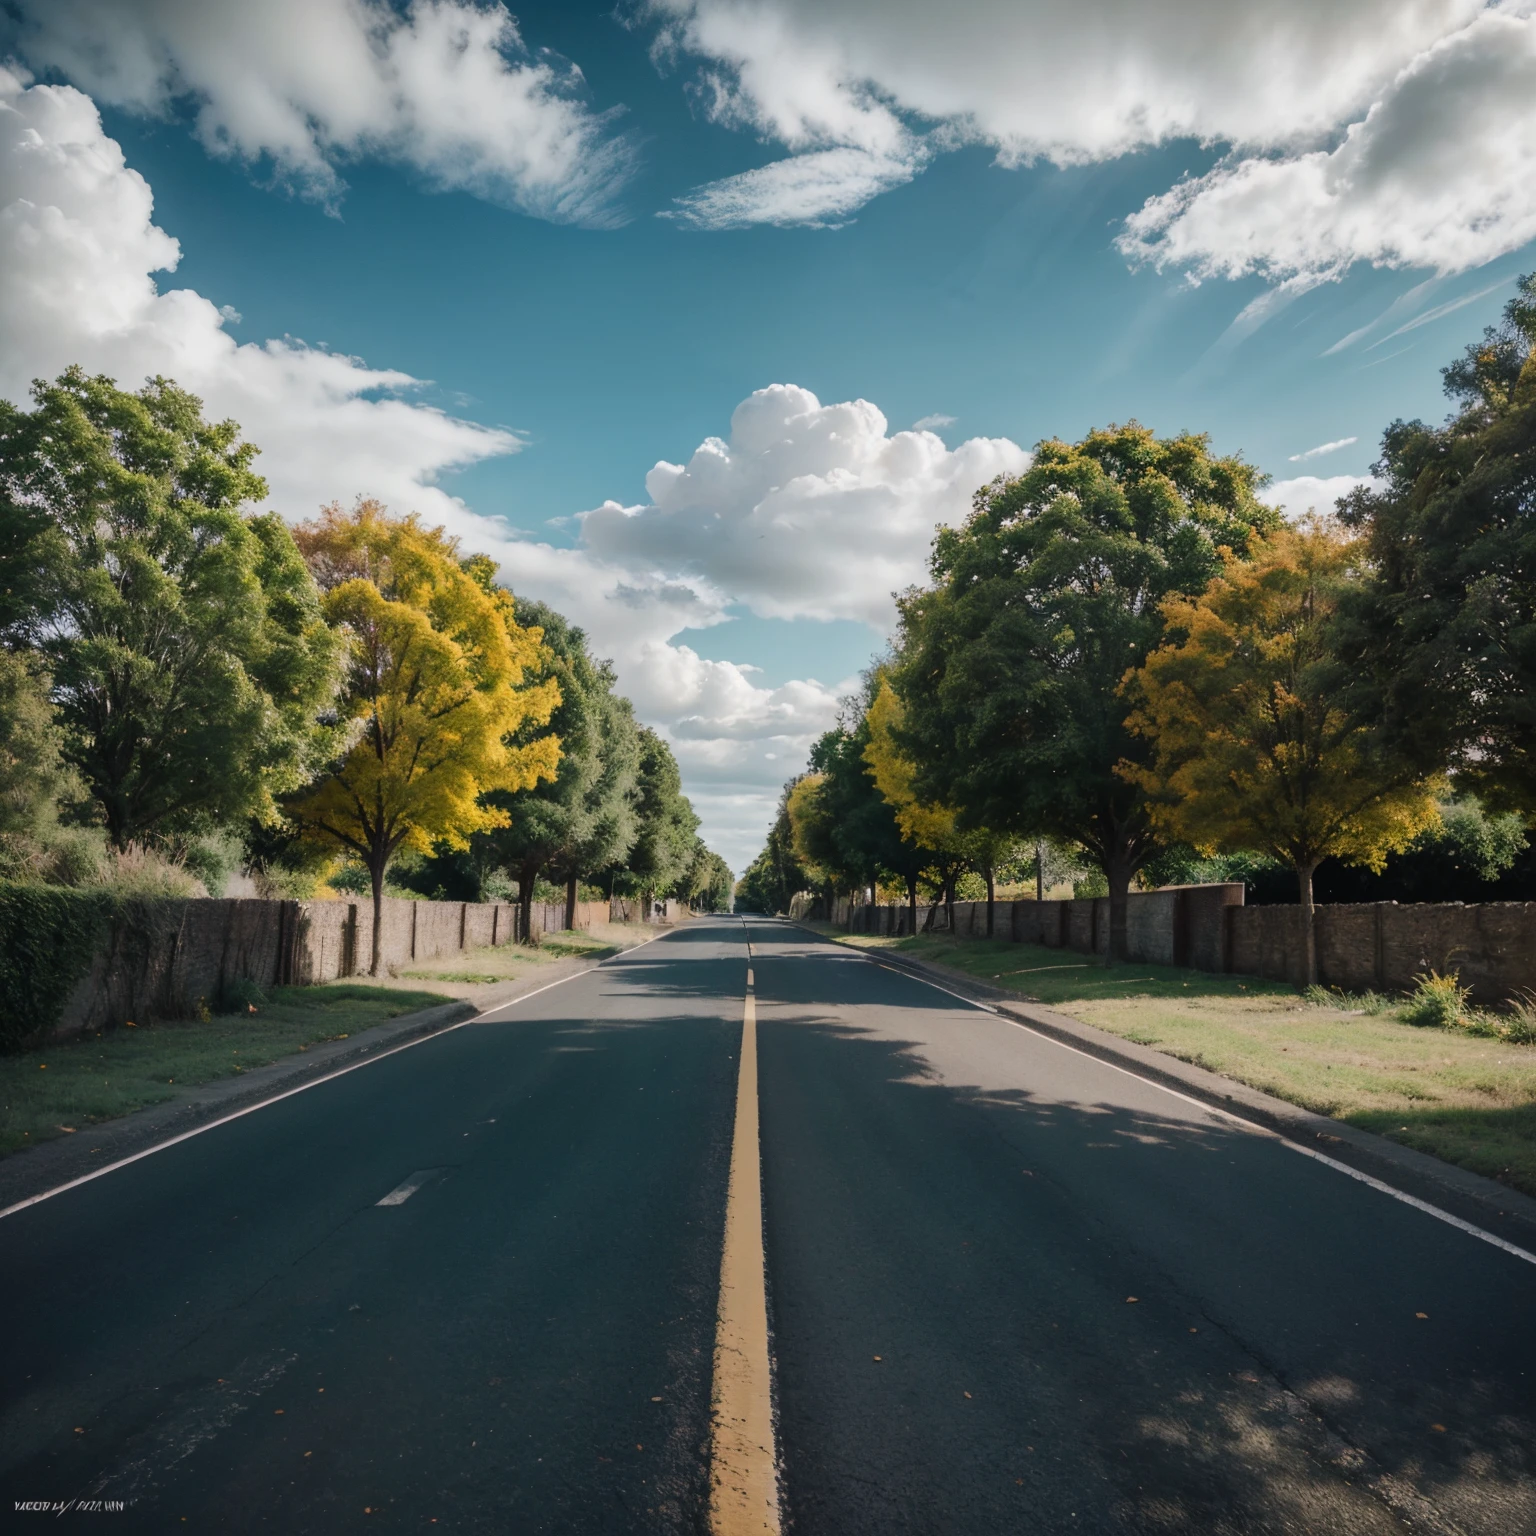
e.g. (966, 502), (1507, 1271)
(0, 883), (116, 1051)
(1302, 984), (1392, 1015)
(1401, 970), (1472, 1029)
(1497, 991), (1536, 1045)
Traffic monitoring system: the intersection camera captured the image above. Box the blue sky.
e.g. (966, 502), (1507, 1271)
(3, 0), (1534, 870)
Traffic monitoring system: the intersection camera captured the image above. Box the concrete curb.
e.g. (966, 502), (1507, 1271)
(798, 925), (1536, 1255)
(0, 951), (616, 1215)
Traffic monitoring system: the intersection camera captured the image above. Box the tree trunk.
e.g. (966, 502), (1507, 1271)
(564, 872), (578, 933)
(944, 870), (956, 934)
(906, 872), (918, 936)
(1105, 850), (1135, 967)
(1036, 840), (1045, 903)
(985, 863), (995, 939)
(368, 852), (386, 977)
(1298, 860), (1319, 987)
(519, 857), (539, 945)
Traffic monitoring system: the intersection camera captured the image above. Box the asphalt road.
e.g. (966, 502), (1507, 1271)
(2, 917), (1533, 1534)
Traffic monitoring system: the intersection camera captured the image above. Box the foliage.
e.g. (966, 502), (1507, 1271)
(1338, 273), (1536, 817)
(605, 727), (698, 901)
(683, 841), (734, 911)
(287, 499), (560, 971)
(1401, 971), (1473, 1030)
(892, 421), (1277, 958)
(0, 883), (117, 1050)
(476, 596), (636, 930)
(1125, 518), (1441, 979)
(735, 784), (811, 914)
(0, 368), (340, 846)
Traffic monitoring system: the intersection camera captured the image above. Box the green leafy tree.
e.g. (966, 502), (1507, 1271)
(0, 368), (341, 847)
(608, 727), (699, 910)
(682, 840), (734, 912)
(735, 784), (811, 915)
(892, 422), (1277, 961)
(1338, 273), (1536, 817)
(481, 597), (639, 939)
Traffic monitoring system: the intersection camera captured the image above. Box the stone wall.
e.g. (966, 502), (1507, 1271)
(832, 887), (1535, 1005)
(49, 892), (664, 1041)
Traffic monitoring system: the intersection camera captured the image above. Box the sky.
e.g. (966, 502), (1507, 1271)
(3, 0), (1535, 875)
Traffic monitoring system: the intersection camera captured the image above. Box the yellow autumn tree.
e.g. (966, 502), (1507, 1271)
(289, 500), (561, 973)
(1124, 517), (1442, 984)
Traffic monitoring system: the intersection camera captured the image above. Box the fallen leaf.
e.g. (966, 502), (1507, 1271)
(872, 1356), (882, 1362)
(651, 1396), (663, 1402)
(74, 1427), (83, 1434)
(964, 1391), (972, 1399)
(636, 1444), (643, 1451)
(59, 1126), (76, 1133)
(1431, 1424), (1446, 1433)
(275, 1409), (284, 1415)
(1189, 1328), (1198, 1333)
(1126, 1297), (1139, 1304)
(1415, 1312), (1428, 1319)
(305, 1452), (312, 1458)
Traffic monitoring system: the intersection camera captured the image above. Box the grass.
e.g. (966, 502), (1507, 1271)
(812, 926), (1536, 1198)
(0, 983), (452, 1158)
(396, 926), (626, 984)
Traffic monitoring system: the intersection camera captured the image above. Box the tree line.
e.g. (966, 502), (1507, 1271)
(741, 275), (1536, 983)
(0, 367), (733, 975)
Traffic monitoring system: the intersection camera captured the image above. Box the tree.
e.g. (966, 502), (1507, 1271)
(0, 368), (340, 846)
(1124, 519), (1442, 983)
(1338, 273), (1536, 817)
(683, 840), (734, 912)
(804, 686), (927, 929)
(735, 784), (811, 914)
(863, 679), (984, 932)
(609, 727), (699, 911)
(288, 500), (559, 974)
(479, 597), (637, 940)
(892, 422), (1277, 961)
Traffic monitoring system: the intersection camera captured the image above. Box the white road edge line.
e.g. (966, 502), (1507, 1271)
(0, 928), (674, 1223)
(869, 954), (1536, 1269)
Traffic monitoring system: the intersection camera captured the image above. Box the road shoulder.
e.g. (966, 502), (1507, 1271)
(795, 922), (1536, 1255)
(0, 950), (613, 1216)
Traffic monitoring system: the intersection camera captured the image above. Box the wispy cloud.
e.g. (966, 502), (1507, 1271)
(1289, 436), (1357, 463)
(913, 413), (956, 430)
(1365, 277), (1512, 349)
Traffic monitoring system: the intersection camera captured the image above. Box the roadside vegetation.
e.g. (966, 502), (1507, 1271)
(395, 923), (642, 986)
(816, 926), (1536, 1196)
(0, 984), (452, 1158)
(743, 279), (1536, 995)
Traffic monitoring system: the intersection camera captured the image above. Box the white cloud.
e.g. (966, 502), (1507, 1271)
(643, 0), (1488, 235)
(580, 384), (1029, 628)
(666, 139), (926, 229)
(0, 67), (878, 871)
(913, 413), (955, 430)
(1266, 474), (1379, 519)
(1119, 8), (1536, 282)
(0, 68), (516, 526)
(1289, 437), (1358, 462)
(13, 0), (633, 223)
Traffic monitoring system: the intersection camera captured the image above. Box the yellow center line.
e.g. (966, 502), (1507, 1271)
(709, 982), (781, 1535)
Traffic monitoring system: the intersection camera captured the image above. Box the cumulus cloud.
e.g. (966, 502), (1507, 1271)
(1118, 7), (1536, 282)
(1289, 437), (1358, 462)
(580, 384), (1029, 627)
(0, 67), (871, 870)
(0, 67), (516, 525)
(1266, 474), (1379, 519)
(12, 0), (633, 222)
(642, 0), (1487, 236)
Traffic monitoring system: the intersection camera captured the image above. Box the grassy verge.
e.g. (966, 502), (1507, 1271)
(0, 983), (452, 1158)
(395, 923), (639, 985)
(810, 926), (1536, 1197)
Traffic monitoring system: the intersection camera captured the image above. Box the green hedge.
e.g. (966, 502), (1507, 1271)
(0, 883), (117, 1052)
